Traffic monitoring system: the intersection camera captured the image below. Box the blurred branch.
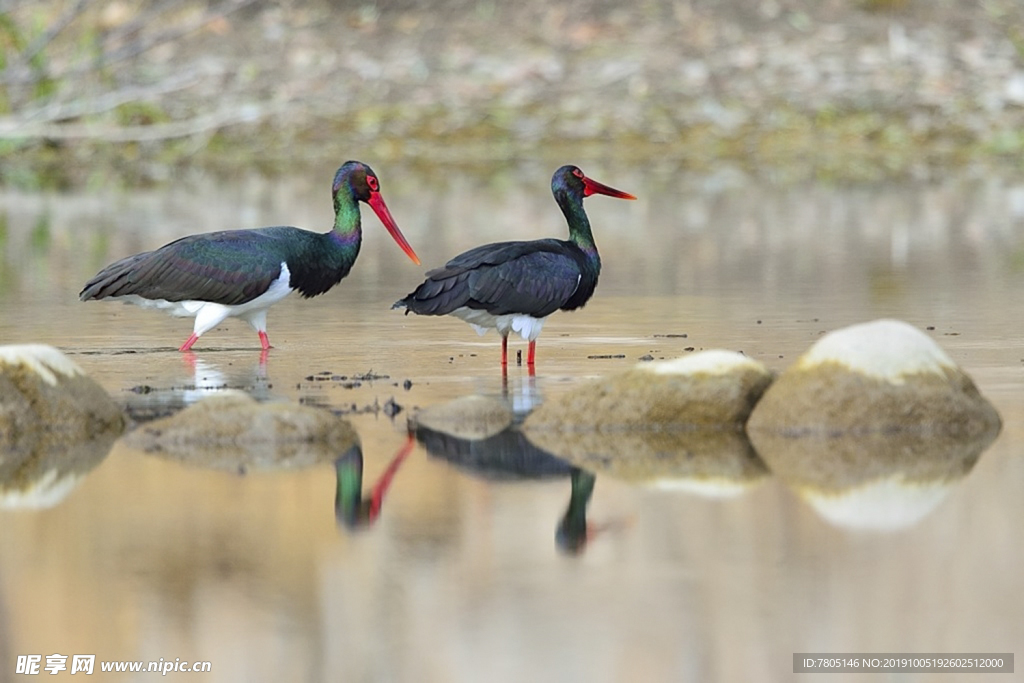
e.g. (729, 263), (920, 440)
(15, 68), (205, 123)
(99, 0), (192, 48)
(1, 0), (258, 85)
(0, 0), (269, 144)
(90, 0), (259, 73)
(12, 0), (91, 71)
(0, 100), (286, 141)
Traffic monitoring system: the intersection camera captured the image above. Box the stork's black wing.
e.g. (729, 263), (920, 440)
(395, 239), (586, 318)
(80, 229), (296, 305)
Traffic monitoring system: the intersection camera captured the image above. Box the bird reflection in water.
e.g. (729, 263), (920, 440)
(555, 468), (597, 555)
(180, 350), (261, 387)
(414, 421), (608, 554)
(334, 434), (415, 531)
(502, 371), (541, 417)
(125, 351), (272, 423)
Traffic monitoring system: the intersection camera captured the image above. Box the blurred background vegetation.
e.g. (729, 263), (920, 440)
(0, 0), (1022, 188)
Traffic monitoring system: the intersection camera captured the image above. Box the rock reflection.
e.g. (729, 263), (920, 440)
(524, 428), (769, 498)
(748, 429), (998, 530)
(335, 436), (415, 531)
(0, 433), (118, 509)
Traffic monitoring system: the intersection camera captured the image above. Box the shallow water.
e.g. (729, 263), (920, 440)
(1, 165), (1024, 682)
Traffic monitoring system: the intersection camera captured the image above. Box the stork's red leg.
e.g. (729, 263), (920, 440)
(368, 434), (415, 521)
(258, 330), (271, 350)
(501, 335), (509, 366)
(179, 333), (199, 352)
(527, 340), (536, 366)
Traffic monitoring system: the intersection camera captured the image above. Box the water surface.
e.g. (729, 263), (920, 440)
(1, 166), (1022, 681)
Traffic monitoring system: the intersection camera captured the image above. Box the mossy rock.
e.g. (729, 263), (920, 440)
(525, 350), (774, 432)
(747, 319), (1001, 437)
(0, 344), (124, 508)
(0, 344), (125, 447)
(124, 391), (359, 471)
(746, 319), (1001, 530)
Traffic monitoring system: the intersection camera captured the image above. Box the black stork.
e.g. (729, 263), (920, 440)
(80, 161), (420, 352)
(392, 165), (635, 368)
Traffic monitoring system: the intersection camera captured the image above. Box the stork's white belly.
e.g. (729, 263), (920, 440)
(113, 264), (293, 335)
(450, 306), (547, 341)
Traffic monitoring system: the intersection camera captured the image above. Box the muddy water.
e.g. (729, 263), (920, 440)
(1, 166), (1023, 682)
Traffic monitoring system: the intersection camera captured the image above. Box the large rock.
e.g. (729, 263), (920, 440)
(0, 345), (124, 508)
(746, 319), (1001, 530)
(0, 344), (125, 445)
(525, 350), (773, 431)
(746, 319), (1001, 437)
(124, 391), (359, 471)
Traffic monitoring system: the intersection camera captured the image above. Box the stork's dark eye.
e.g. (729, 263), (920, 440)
(572, 168), (584, 179)
(366, 175), (379, 191)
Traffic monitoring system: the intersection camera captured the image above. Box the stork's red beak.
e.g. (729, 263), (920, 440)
(582, 177), (637, 200)
(368, 192), (421, 265)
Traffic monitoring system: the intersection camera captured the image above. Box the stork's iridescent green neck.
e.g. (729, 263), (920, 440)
(554, 175), (601, 272)
(329, 181), (364, 256)
(332, 160), (420, 266)
(552, 164), (635, 267)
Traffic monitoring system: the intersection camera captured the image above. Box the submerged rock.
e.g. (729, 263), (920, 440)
(0, 344), (124, 508)
(746, 319), (1001, 436)
(409, 395), (514, 441)
(525, 350), (773, 431)
(124, 391), (358, 471)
